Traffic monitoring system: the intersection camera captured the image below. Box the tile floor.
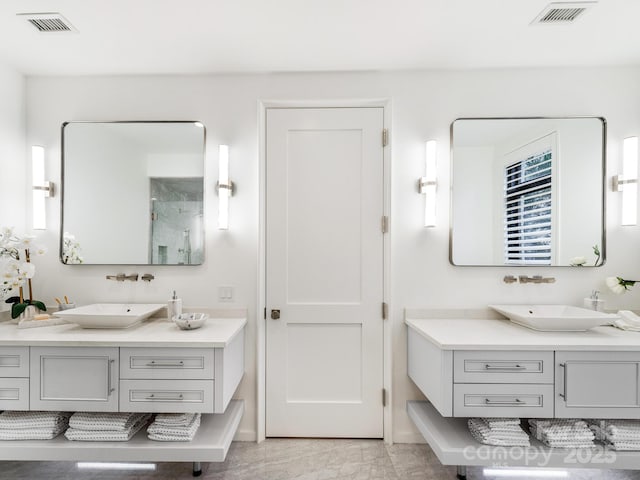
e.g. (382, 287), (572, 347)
(2, 440), (640, 479)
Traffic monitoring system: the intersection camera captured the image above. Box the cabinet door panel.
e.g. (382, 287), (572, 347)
(0, 378), (29, 410)
(0, 347), (29, 377)
(556, 351), (640, 418)
(30, 347), (118, 412)
(119, 379), (214, 413)
(454, 350), (553, 384)
(120, 347), (214, 380)
(454, 383), (554, 418)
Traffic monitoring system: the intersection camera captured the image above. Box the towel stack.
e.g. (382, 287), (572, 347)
(468, 418), (530, 446)
(611, 310), (640, 332)
(147, 412), (201, 441)
(528, 419), (595, 448)
(0, 411), (70, 440)
(588, 420), (640, 450)
(65, 412), (150, 441)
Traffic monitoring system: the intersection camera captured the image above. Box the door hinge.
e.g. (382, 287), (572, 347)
(382, 388), (387, 407)
(382, 302), (388, 320)
(382, 129), (389, 147)
(381, 215), (389, 233)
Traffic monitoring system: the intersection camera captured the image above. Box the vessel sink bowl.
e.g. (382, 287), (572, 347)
(55, 303), (165, 329)
(489, 304), (619, 332)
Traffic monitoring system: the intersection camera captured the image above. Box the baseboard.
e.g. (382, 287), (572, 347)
(233, 429), (257, 442)
(392, 431), (427, 444)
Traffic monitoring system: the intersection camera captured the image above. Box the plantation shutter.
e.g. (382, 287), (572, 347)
(504, 148), (553, 265)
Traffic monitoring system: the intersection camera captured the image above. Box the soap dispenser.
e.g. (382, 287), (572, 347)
(583, 290), (605, 312)
(168, 290), (183, 319)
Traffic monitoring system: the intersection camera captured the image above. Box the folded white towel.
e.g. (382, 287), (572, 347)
(0, 427), (65, 441)
(612, 310), (640, 331)
(147, 413), (201, 442)
(153, 412), (199, 427)
(468, 418), (530, 447)
(607, 440), (640, 451)
(482, 418), (522, 428)
(529, 419), (594, 445)
(543, 441), (595, 448)
(0, 411), (71, 431)
(65, 414), (150, 442)
(69, 412), (147, 432)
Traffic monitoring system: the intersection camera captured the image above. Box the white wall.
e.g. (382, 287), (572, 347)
(0, 62), (26, 230)
(0, 62), (26, 313)
(25, 67), (640, 442)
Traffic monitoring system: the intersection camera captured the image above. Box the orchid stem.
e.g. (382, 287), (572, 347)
(25, 249), (33, 302)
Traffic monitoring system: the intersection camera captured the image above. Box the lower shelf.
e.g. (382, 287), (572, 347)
(408, 400), (640, 470)
(0, 400), (244, 463)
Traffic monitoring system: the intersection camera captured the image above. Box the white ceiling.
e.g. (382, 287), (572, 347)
(1, 0), (639, 76)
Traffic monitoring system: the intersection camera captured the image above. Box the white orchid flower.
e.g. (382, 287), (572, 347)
(606, 276), (637, 295)
(20, 262), (35, 278)
(569, 256), (587, 266)
(16, 235), (37, 251)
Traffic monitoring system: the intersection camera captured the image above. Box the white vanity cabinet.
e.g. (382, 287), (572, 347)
(0, 312), (246, 470)
(30, 346), (119, 412)
(0, 346), (30, 410)
(406, 315), (640, 472)
(556, 350), (640, 419)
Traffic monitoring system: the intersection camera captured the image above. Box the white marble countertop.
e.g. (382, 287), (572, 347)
(405, 317), (640, 351)
(0, 309), (246, 348)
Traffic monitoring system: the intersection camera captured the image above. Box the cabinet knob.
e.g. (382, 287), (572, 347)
(270, 309), (281, 320)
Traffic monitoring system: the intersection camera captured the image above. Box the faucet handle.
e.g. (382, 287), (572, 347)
(106, 273), (126, 281)
(141, 273), (155, 282)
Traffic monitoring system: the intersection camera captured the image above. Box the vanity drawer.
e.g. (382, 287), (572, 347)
(0, 378), (29, 410)
(120, 348), (214, 380)
(454, 383), (554, 418)
(119, 379), (214, 413)
(454, 350), (553, 384)
(0, 347), (29, 377)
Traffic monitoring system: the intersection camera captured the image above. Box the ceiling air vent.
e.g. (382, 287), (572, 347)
(532, 2), (597, 25)
(18, 13), (77, 33)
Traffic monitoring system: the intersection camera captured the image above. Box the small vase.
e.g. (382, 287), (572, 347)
(18, 305), (40, 322)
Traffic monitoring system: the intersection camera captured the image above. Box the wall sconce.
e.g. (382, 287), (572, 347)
(216, 145), (235, 230)
(613, 136), (638, 226)
(32, 145), (54, 230)
(418, 140), (437, 227)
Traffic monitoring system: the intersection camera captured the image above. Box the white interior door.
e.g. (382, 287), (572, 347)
(266, 107), (384, 438)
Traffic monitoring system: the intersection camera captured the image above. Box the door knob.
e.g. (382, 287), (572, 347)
(271, 309), (281, 320)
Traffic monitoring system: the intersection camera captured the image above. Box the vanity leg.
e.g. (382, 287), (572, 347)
(456, 465), (467, 480)
(192, 462), (202, 477)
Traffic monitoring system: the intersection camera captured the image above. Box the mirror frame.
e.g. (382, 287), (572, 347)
(60, 120), (207, 266)
(449, 116), (607, 267)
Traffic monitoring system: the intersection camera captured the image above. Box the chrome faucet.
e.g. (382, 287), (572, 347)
(519, 275), (556, 284)
(106, 273), (139, 281)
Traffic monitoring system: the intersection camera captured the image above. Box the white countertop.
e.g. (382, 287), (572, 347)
(406, 317), (640, 351)
(0, 312), (246, 348)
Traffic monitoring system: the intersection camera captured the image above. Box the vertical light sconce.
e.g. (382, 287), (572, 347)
(31, 145), (54, 230)
(613, 136), (638, 226)
(418, 140), (437, 227)
(216, 145), (234, 230)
